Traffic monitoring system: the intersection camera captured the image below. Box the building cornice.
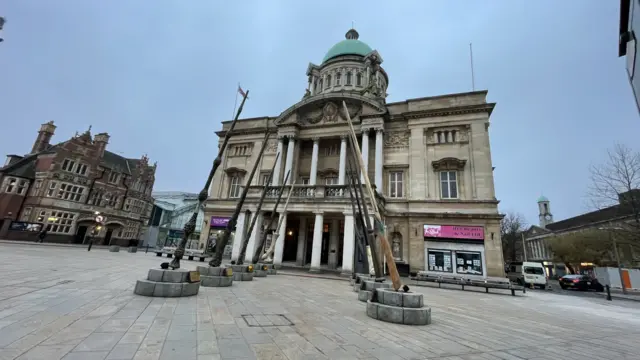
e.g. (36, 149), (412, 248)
(389, 103), (495, 121)
(386, 211), (504, 221)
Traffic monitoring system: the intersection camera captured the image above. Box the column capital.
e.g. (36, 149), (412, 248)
(342, 211), (355, 216)
(375, 128), (384, 134)
(362, 128), (371, 135)
(340, 135), (348, 141)
(311, 136), (320, 142)
(313, 210), (324, 216)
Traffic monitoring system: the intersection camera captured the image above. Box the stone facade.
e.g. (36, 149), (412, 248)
(201, 29), (505, 277)
(0, 122), (156, 246)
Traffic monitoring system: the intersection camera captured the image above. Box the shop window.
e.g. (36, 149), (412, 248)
(46, 211), (76, 234)
(427, 249), (452, 273)
(455, 251), (483, 275)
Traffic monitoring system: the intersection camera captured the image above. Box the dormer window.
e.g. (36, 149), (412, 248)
(108, 172), (119, 184)
(356, 73), (362, 86)
(346, 72), (352, 86)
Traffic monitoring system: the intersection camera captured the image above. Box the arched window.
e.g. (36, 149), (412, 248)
(356, 73), (362, 86)
(326, 75), (332, 88)
(346, 72), (352, 85)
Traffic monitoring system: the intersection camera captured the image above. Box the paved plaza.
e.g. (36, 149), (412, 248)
(0, 244), (639, 360)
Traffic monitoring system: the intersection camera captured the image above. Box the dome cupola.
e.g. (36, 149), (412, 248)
(322, 28), (373, 63)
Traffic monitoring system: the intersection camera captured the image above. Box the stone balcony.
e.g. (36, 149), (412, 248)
(243, 184), (386, 213)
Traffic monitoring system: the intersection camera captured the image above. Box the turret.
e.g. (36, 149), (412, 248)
(31, 121), (56, 154)
(94, 133), (110, 158)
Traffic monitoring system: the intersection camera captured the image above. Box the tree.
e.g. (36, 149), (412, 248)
(588, 143), (640, 248)
(501, 212), (527, 263)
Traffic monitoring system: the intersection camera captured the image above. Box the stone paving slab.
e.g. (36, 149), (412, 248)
(1, 244), (640, 360)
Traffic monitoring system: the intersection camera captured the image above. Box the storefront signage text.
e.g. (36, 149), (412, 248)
(423, 225), (484, 240)
(210, 217), (230, 228)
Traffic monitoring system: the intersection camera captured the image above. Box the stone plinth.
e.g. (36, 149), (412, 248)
(109, 245), (120, 252)
(253, 264), (271, 277)
(134, 268), (200, 297)
(366, 288), (431, 326)
(358, 280), (391, 302)
(229, 264), (254, 281)
(197, 266), (233, 287)
(352, 273), (373, 291)
(128, 247), (138, 253)
(256, 263), (277, 275)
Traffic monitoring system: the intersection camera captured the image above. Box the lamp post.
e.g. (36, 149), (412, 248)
(598, 224), (627, 295)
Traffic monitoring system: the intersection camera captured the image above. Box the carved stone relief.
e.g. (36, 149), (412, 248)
(265, 140), (278, 154)
(384, 131), (410, 148)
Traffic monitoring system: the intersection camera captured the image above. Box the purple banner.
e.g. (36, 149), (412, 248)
(210, 217), (230, 228)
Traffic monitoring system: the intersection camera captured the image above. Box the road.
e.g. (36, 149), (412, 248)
(1, 243), (640, 360)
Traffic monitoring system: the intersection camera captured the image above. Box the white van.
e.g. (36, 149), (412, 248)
(507, 262), (548, 289)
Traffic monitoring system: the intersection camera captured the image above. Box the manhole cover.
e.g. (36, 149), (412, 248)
(242, 314), (293, 327)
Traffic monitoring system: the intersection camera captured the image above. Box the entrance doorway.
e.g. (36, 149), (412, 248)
(104, 229), (113, 245)
(282, 225), (298, 262)
(321, 223), (330, 265)
(75, 226), (88, 244)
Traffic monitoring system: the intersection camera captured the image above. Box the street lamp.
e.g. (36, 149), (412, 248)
(598, 224), (627, 295)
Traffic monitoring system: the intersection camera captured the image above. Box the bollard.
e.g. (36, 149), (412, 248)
(606, 285), (612, 301)
(87, 238), (93, 252)
(145, 244), (149, 253)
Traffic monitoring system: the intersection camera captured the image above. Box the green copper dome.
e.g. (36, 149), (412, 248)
(322, 29), (373, 63)
(537, 195), (549, 202)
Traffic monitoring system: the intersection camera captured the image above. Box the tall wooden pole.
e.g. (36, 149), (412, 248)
(251, 171), (290, 264)
(168, 90), (249, 269)
(236, 152), (280, 265)
(209, 131), (270, 267)
(342, 101), (404, 291)
(261, 180), (296, 262)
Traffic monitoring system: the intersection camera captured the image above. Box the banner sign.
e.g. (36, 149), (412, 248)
(423, 225), (484, 240)
(210, 217), (230, 228)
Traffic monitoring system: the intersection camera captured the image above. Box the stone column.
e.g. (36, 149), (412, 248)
(328, 219), (339, 269)
(243, 212), (263, 263)
(375, 129), (384, 193)
(361, 129), (370, 183)
(310, 138), (319, 186)
(230, 211), (247, 262)
(272, 137), (285, 186)
(284, 136), (296, 185)
(273, 213), (287, 265)
(296, 217), (307, 266)
(341, 214), (355, 275)
(310, 212), (324, 272)
(338, 135), (347, 185)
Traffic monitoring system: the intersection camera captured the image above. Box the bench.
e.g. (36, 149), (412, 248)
(410, 272), (525, 296)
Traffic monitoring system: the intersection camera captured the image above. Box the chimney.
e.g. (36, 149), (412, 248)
(93, 132), (110, 158)
(31, 121), (56, 154)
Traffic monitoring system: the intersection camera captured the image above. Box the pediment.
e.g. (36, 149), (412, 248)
(275, 93), (386, 127)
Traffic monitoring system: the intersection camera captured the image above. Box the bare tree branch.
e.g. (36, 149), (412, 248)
(500, 211), (528, 263)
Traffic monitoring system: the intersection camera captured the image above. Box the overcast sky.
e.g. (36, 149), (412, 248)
(1, 1), (638, 226)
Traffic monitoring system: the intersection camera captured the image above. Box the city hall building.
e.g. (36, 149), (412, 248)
(201, 28), (505, 278)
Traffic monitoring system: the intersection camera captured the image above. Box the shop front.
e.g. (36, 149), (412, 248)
(423, 224), (488, 278)
(206, 216), (234, 253)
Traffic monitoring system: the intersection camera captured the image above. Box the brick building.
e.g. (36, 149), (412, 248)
(0, 121), (156, 245)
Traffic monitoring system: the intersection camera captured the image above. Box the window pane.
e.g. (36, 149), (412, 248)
(440, 172), (448, 181)
(450, 180), (458, 198)
(397, 181), (403, 197)
(449, 171), (456, 180)
(455, 252), (482, 275)
(427, 250), (452, 272)
(441, 181), (449, 198)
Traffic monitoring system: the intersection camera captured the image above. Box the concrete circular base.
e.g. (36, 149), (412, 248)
(357, 280), (391, 300)
(254, 269), (267, 277)
(358, 290), (371, 302)
(196, 266), (233, 287)
(127, 247), (138, 253)
(109, 245), (120, 252)
(134, 268), (200, 297)
(256, 263), (277, 275)
(365, 288), (431, 326)
(229, 264), (254, 281)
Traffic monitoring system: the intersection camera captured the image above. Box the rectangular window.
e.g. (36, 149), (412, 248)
(300, 177), (310, 185)
(57, 183), (85, 202)
(427, 249), (453, 273)
(455, 251), (483, 275)
(325, 176), (338, 185)
(261, 174), (272, 186)
(324, 144), (339, 156)
(440, 171), (458, 199)
(5, 178), (16, 193)
(124, 199), (131, 211)
(62, 159), (76, 172)
(35, 179), (42, 188)
(108, 172), (119, 184)
(37, 210), (47, 222)
(17, 180), (28, 195)
(21, 207), (32, 221)
(388, 171), (404, 198)
(74, 164), (87, 175)
(46, 211), (76, 234)
(46, 181), (58, 197)
(229, 176), (242, 198)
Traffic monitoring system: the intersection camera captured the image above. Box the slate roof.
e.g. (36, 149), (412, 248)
(101, 150), (142, 175)
(545, 204), (635, 232)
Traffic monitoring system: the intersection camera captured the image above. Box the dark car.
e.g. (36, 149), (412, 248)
(558, 274), (604, 292)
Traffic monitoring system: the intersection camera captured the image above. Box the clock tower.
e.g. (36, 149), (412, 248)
(538, 195), (553, 228)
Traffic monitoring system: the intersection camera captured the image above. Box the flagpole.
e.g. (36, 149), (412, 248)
(232, 82), (240, 120)
(469, 43), (475, 91)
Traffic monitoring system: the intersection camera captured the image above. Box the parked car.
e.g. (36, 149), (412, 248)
(558, 274), (604, 292)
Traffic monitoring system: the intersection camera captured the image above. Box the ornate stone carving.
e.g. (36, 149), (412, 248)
(431, 157), (467, 171)
(322, 102), (339, 123)
(265, 140), (278, 154)
(384, 131), (409, 148)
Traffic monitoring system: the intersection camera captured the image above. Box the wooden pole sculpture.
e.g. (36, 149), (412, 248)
(209, 131), (270, 267)
(236, 152), (280, 265)
(168, 90), (249, 269)
(346, 170), (370, 275)
(346, 149), (381, 278)
(261, 180), (296, 262)
(342, 101), (405, 291)
(251, 170), (290, 264)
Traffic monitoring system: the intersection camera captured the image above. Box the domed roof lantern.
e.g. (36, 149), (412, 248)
(345, 28), (359, 40)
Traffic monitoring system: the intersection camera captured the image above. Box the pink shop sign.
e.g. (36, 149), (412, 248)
(423, 225), (485, 241)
